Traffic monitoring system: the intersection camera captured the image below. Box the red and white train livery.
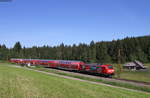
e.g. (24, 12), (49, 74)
(10, 58), (115, 77)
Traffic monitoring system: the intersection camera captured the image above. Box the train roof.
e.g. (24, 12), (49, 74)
(10, 58), (83, 63)
(85, 63), (102, 66)
(85, 64), (112, 66)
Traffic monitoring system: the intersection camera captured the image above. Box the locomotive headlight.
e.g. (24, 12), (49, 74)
(108, 70), (112, 72)
(108, 70), (114, 73)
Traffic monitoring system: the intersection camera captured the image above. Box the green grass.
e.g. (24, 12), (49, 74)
(30, 66), (150, 93)
(120, 70), (150, 82)
(0, 63), (150, 98)
(113, 63), (150, 83)
(145, 64), (150, 67)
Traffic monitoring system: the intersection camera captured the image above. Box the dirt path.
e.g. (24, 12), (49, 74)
(11, 65), (150, 94)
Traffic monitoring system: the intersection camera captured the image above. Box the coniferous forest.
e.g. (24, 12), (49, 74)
(0, 35), (150, 63)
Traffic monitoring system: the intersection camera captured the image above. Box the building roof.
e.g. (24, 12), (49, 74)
(124, 60), (146, 69)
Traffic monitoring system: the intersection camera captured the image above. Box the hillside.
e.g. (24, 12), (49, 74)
(0, 63), (149, 98)
(0, 35), (150, 63)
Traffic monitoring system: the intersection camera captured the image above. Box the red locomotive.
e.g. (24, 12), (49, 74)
(10, 58), (115, 77)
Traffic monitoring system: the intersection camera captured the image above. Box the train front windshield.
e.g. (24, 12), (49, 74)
(108, 65), (113, 69)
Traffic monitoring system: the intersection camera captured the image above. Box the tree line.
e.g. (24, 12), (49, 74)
(0, 35), (150, 63)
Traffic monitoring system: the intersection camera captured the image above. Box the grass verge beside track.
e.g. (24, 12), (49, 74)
(1, 63), (150, 98)
(29, 66), (150, 93)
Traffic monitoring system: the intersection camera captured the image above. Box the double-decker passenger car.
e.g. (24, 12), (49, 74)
(10, 58), (115, 77)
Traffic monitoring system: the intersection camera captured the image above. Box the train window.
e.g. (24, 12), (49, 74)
(108, 66), (113, 69)
(90, 66), (97, 70)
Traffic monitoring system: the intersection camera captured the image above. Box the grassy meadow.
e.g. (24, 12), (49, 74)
(0, 63), (150, 98)
(30, 65), (150, 92)
(113, 63), (150, 83)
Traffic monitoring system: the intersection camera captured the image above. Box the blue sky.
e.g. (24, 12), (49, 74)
(0, 0), (150, 48)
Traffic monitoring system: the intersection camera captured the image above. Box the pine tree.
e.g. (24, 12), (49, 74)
(13, 42), (22, 55)
(96, 42), (111, 64)
(0, 45), (8, 60)
(89, 41), (96, 63)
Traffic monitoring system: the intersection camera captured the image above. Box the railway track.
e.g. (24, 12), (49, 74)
(43, 67), (150, 87)
(113, 78), (150, 85)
